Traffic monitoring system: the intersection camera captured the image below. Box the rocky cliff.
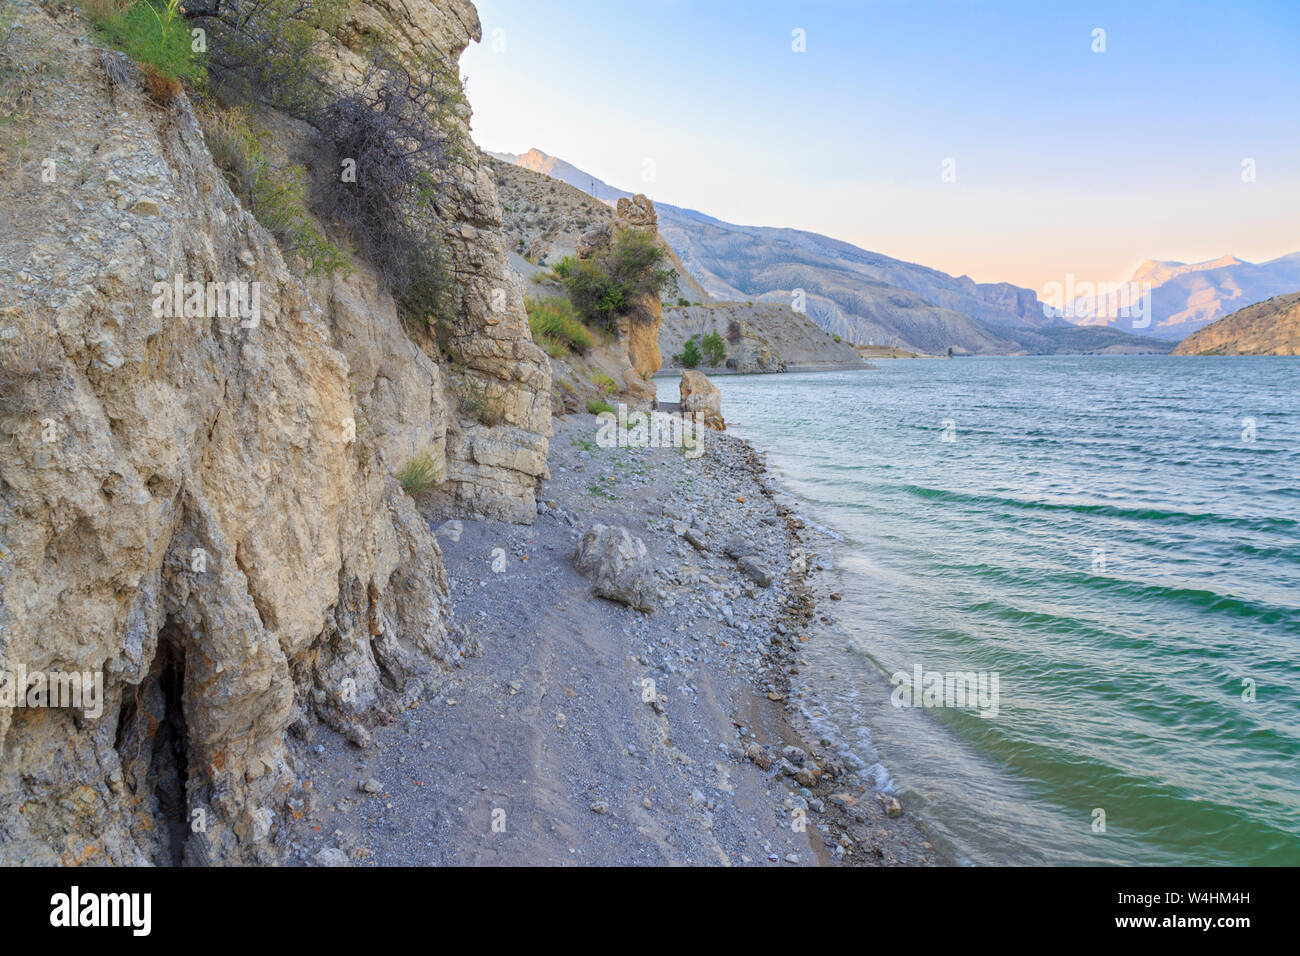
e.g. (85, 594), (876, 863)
(0, 0), (547, 864)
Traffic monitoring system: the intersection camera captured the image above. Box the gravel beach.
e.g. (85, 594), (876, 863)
(284, 412), (943, 866)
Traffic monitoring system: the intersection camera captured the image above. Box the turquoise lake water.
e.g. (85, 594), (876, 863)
(662, 357), (1300, 865)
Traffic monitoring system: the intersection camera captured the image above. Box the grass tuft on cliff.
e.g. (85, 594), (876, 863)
(0, 314), (56, 412)
(526, 297), (593, 355)
(199, 106), (348, 277)
(85, 0), (203, 85)
(453, 366), (506, 427)
(395, 452), (442, 496)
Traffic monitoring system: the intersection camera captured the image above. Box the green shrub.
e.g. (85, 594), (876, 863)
(701, 330), (725, 366)
(551, 257), (573, 279)
(536, 334), (567, 359)
(89, 0), (202, 85)
(679, 338), (702, 368)
(586, 398), (614, 416)
(249, 159), (350, 276)
(587, 369), (616, 394)
(395, 452), (441, 495)
(186, 0), (343, 116)
(563, 228), (677, 333)
(526, 297), (592, 354)
(199, 107), (347, 277)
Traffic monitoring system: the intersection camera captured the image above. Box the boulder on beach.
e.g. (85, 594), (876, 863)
(680, 370), (725, 431)
(737, 555), (773, 588)
(572, 524), (658, 612)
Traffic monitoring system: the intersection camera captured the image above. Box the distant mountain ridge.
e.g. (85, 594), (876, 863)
(490, 148), (1172, 355)
(1064, 253), (1300, 340)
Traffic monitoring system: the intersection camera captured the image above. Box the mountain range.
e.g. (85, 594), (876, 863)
(1063, 253), (1300, 340)
(491, 149), (1295, 355)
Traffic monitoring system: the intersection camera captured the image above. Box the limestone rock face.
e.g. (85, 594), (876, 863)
(320, 1), (552, 524)
(0, 0), (524, 866)
(680, 371), (725, 431)
(625, 317), (663, 387)
(572, 525), (657, 612)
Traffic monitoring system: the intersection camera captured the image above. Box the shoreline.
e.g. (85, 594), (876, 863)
(284, 412), (941, 866)
(654, 361), (875, 377)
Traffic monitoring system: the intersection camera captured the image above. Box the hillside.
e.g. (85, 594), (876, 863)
(492, 149), (1169, 356)
(1171, 291), (1300, 355)
(488, 154), (862, 373)
(659, 303), (864, 372)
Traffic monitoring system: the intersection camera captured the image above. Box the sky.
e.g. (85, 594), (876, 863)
(461, 0), (1300, 294)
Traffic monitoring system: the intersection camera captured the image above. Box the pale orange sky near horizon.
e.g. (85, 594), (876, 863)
(463, 0), (1300, 295)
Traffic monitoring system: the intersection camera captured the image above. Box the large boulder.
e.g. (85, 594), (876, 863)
(572, 525), (657, 612)
(680, 370), (725, 431)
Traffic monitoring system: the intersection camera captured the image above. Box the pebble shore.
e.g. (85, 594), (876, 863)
(284, 412), (943, 866)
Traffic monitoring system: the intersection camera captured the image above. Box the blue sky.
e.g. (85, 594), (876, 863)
(462, 0), (1300, 292)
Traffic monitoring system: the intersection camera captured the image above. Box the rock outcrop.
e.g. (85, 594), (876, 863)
(573, 195), (665, 403)
(0, 0), (543, 865)
(611, 195), (666, 381)
(679, 371), (725, 431)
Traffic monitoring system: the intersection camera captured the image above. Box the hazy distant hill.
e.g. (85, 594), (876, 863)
(490, 148), (1169, 355)
(1171, 291), (1300, 355)
(1065, 253), (1300, 340)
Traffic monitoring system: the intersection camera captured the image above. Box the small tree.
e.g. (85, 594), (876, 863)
(680, 338), (702, 368)
(700, 330), (725, 366)
(185, 0), (346, 115)
(315, 46), (468, 326)
(563, 227), (677, 333)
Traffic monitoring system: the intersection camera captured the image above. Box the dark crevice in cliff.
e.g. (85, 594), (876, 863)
(114, 622), (190, 865)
